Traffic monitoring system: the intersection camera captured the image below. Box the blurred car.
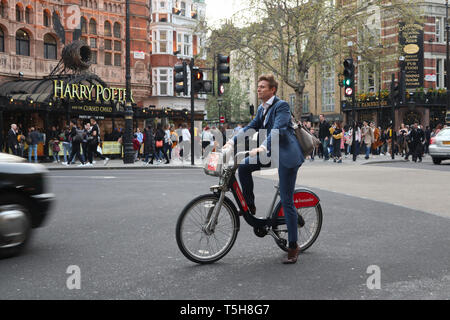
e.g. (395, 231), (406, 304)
(429, 127), (450, 165)
(0, 152), (54, 258)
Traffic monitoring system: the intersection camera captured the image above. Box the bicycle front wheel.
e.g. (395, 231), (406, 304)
(176, 194), (239, 264)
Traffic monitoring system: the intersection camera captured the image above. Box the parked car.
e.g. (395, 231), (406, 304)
(0, 152), (54, 258)
(429, 127), (450, 165)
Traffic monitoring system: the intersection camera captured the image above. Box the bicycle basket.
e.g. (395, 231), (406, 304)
(203, 152), (223, 177)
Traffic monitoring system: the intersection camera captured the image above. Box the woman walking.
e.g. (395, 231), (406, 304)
(331, 121), (343, 163)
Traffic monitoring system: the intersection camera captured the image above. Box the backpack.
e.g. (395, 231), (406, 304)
(73, 129), (84, 143)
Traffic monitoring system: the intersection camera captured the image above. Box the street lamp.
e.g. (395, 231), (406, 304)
(446, 0), (450, 116)
(123, 0), (134, 164)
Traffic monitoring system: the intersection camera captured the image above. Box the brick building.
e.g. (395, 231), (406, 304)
(0, 0), (206, 144)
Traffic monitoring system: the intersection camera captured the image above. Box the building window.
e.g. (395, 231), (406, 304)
(16, 29), (30, 56)
(89, 37), (97, 49)
(436, 58), (447, 88)
(180, 1), (186, 16)
(104, 39), (112, 50)
(89, 18), (96, 35)
(289, 94), (295, 108)
(153, 68), (173, 96)
(81, 17), (87, 33)
(44, 10), (51, 27)
(25, 6), (31, 24)
(16, 4), (22, 22)
(436, 17), (442, 43)
(0, 29), (4, 52)
(321, 64), (335, 112)
(114, 40), (121, 51)
(44, 34), (57, 59)
(177, 33), (191, 56)
(91, 50), (97, 64)
(105, 52), (112, 65)
(113, 22), (121, 38)
(153, 30), (171, 54)
(303, 94), (309, 113)
(104, 21), (112, 36)
(1, 1), (7, 18)
(114, 53), (121, 66)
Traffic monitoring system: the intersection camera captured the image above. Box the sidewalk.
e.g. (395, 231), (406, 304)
(41, 153), (411, 170)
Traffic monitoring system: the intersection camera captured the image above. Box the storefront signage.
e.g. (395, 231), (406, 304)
(53, 80), (135, 103)
(358, 100), (388, 108)
(71, 105), (114, 113)
(399, 22), (424, 89)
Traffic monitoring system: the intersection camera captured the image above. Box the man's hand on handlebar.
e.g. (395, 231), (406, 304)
(249, 147), (265, 157)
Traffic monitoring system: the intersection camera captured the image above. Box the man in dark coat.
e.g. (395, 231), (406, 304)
(143, 125), (155, 164)
(410, 122), (425, 162)
(318, 114), (331, 160)
(7, 124), (19, 155)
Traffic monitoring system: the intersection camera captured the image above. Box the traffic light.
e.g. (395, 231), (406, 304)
(192, 68), (213, 94)
(343, 58), (355, 98)
(174, 62), (188, 95)
(217, 54), (230, 96)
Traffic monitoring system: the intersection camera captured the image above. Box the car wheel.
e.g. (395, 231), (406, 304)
(432, 158), (442, 165)
(0, 193), (33, 259)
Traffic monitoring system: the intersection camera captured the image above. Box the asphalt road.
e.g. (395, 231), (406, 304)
(0, 169), (449, 300)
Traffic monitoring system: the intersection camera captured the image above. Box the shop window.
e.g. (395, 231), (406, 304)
(89, 18), (96, 35)
(44, 34), (57, 59)
(16, 29), (30, 56)
(113, 22), (121, 38)
(104, 21), (112, 36)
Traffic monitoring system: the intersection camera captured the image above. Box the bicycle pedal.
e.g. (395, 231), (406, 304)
(298, 215), (305, 228)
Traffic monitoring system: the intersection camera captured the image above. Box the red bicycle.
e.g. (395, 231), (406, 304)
(176, 151), (323, 264)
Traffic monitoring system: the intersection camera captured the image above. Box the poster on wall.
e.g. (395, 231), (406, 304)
(399, 22), (424, 89)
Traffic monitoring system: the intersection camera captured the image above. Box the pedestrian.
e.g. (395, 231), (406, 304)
(424, 126), (431, 154)
(361, 121), (374, 159)
(223, 74), (304, 264)
(154, 123), (169, 164)
(331, 121), (343, 163)
(7, 124), (19, 155)
(136, 128), (144, 160)
(410, 121), (425, 162)
(318, 114), (331, 161)
(61, 125), (71, 164)
(89, 117), (110, 165)
(180, 123), (191, 161)
(398, 123), (408, 157)
(133, 133), (140, 161)
(81, 123), (90, 164)
(201, 126), (214, 157)
(65, 120), (85, 166)
(164, 124), (172, 162)
(143, 125), (155, 165)
(28, 127), (40, 163)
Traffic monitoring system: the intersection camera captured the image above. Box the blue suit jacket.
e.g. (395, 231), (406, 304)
(233, 96), (304, 168)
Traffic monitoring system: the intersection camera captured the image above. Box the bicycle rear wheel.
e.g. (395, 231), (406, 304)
(176, 194), (239, 264)
(272, 203), (323, 253)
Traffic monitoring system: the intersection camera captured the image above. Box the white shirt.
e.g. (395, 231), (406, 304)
(182, 128), (191, 141)
(262, 96), (276, 126)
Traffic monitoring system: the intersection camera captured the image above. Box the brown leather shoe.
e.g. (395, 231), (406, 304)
(283, 246), (300, 264)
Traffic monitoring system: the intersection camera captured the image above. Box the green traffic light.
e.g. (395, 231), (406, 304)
(344, 78), (351, 86)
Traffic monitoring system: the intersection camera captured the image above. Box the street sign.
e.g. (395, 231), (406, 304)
(345, 87), (353, 96)
(424, 74), (436, 82)
(220, 116), (225, 123)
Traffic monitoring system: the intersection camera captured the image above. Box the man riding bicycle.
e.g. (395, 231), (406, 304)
(223, 74), (305, 264)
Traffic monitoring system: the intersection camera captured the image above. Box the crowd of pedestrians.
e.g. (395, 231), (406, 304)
(2, 117), (445, 165)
